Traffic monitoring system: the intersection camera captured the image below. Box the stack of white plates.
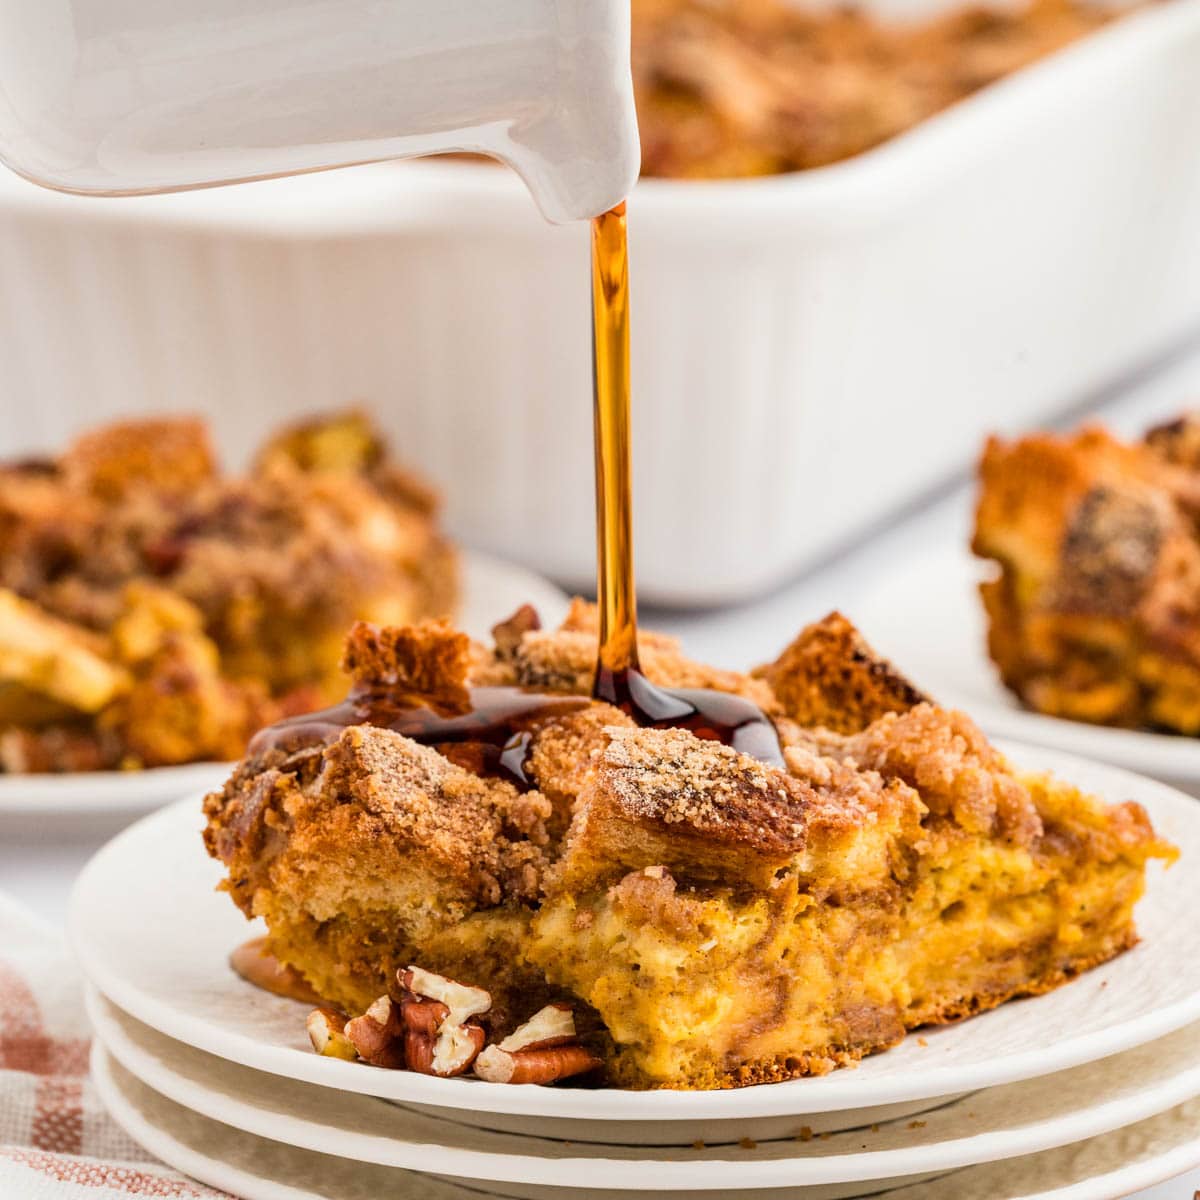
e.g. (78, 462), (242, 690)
(70, 743), (1200, 1200)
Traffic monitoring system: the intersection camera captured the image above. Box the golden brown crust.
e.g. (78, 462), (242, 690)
(973, 418), (1200, 732)
(755, 611), (927, 733)
(340, 620), (472, 710)
(318, 727), (551, 903)
(523, 703), (635, 842)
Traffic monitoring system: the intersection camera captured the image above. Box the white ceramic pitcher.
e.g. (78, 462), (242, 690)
(0, 0), (639, 222)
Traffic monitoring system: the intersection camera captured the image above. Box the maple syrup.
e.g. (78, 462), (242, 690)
(589, 204), (784, 768)
(249, 202), (782, 779)
(230, 936), (324, 1004)
(249, 685), (589, 789)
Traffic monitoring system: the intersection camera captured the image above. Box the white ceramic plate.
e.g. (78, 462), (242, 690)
(69, 743), (1199, 1138)
(89, 1041), (1200, 1200)
(86, 984), (1200, 1195)
(0, 760), (230, 822)
(0, 549), (569, 822)
(850, 542), (1200, 787)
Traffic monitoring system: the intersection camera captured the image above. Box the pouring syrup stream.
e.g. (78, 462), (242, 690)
(249, 202), (783, 776)
(590, 202), (638, 682)
(588, 204), (784, 767)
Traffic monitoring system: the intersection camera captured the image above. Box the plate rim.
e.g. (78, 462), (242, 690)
(67, 739), (1200, 1122)
(951, 692), (1200, 780)
(85, 983), (1200, 1190)
(0, 760), (232, 815)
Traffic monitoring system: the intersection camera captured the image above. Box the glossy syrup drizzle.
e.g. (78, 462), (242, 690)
(589, 203), (784, 767)
(248, 684), (588, 790)
(249, 203), (783, 779)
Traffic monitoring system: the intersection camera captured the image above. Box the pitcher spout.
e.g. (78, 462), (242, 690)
(0, 0), (639, 223)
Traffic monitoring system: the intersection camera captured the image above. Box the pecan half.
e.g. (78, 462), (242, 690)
(475, 1004), (601, 1085)
(399, 966), (491, 1077)
(399, 967), (491, 1024)
(409, 1020), (487, 1077)
(400, 997), (449, 1038)
(344, 995), (406, 1069)
(474, 1043), (602, 1085)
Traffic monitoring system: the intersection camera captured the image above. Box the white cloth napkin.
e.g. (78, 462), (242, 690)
(0, 890), (226, 1198)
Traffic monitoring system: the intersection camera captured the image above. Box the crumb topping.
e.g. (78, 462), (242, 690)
(508, 600), (775, 710)
(212, 605), (1071, 908)
(601, 725), (808, 846)
(825, 703), (1042, 844)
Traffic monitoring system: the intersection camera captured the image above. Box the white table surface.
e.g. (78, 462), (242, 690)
(7, 343), (1200, 1198)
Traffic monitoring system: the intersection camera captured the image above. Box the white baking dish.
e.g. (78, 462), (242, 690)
(1, 0), (1198, 605)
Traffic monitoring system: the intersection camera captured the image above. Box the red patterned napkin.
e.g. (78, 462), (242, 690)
(0, 891), (227, 1198)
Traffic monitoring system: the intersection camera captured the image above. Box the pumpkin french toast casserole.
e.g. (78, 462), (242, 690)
(0, 411), (456, 771)
(203, 606), (1172, 1089)
(633, 0), (1115, 178)
(975, 413), (1200, 733)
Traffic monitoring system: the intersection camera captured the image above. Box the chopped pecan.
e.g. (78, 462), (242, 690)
(398, 966), (490, 1077)
(306, 1008), (357, 1061)
(344, 995), (406, 1069)
(399, 967), (491, 1024)
(475, 1044), (602, 1085)
(475, 1004), (602, 1085)
(495, 1003), (577, 1052)
(492, 604), (541, 659)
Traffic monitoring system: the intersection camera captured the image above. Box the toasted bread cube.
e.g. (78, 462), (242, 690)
(755, 612), (926, 734)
